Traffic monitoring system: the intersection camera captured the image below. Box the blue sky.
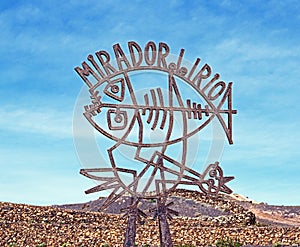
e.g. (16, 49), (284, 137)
(0, 0), (299, 206)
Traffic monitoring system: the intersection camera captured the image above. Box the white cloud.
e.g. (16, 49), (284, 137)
(0, 168), (98, 205)
(216, 38), (300, 61)
(0, 105), (72, 138)
(221, 114), (300, 170)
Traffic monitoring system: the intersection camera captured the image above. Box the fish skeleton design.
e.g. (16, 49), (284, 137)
(80, 70), (236, 209)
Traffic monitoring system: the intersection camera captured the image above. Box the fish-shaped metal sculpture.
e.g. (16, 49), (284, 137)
(80, 70), (235, 209)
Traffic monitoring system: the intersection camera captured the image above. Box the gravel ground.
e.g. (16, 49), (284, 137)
(1, 189), (300, 247)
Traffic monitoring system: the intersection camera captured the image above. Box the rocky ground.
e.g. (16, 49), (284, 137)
(1, 189), (300, 247)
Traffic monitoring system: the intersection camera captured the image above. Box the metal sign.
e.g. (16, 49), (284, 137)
(74, 41), (237, 247)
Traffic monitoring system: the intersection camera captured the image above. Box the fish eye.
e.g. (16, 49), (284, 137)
(103, 77), (125, 102)
(114, 114), (123, 123)
(111, 85), (119, 94)
(107, 109), (128, 130)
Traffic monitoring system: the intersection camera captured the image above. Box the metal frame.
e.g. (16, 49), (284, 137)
(75, 41), (236, 247)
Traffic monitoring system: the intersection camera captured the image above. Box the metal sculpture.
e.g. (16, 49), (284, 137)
(74, 41), (237, 247)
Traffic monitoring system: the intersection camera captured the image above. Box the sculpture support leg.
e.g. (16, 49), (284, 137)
(124, 213), (137, 247)
(123, 203), (138, 247)
(157, 199), (173, 247)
